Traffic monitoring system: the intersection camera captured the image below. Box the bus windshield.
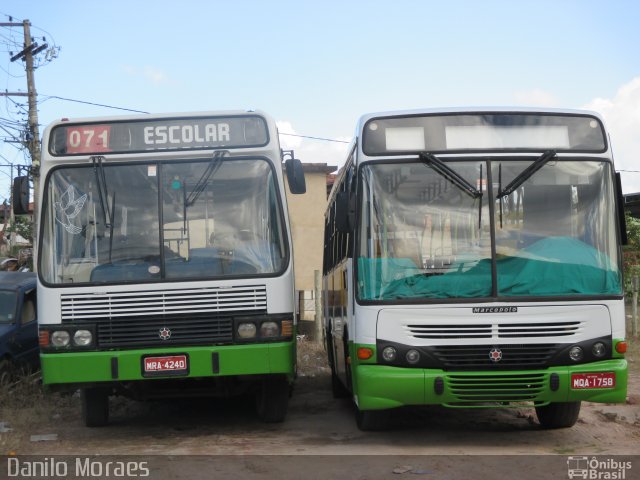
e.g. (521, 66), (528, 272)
(40, 157), (287, 285)
(357, 159), (621, 301)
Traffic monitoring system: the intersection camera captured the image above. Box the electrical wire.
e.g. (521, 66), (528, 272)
(2, 18), (349, 148)
(278, 132), (350, 143)
(41, 95), (150, 114)
(38, 96), (352, 144)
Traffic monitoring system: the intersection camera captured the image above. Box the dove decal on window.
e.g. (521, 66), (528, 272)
(54, 185), (87, 234)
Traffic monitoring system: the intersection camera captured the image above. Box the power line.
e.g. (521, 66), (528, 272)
(38, 95), (351, 144)
(279, 132), (350, 144)
(41, 95), (150, 114)
(8, 83), (351, 145)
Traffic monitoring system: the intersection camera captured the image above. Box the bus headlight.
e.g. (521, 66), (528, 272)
(260, 321), (279, 338)
(51, 330), (71, 347)
(406, 349), (420, 364)
(73, 329), (93, 347)
(237, 323), (257, 339)
(382, 346), (397, 362)
(569, 346), (584, 362)
(592, 342), (606, 357)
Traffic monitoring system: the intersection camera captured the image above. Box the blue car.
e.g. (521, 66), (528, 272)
(0, 272), (38, 384)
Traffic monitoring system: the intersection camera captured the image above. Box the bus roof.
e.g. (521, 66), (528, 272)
(356, 106), (605, 129)
(356, 107), (608, 157)
(45, 109), (273, 128)
(42, 110), (278, 158)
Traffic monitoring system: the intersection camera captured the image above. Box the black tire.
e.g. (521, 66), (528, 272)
(81, 387), (110, 427)
(343, 334), (353, 394)
(327, 334), (349, 399)
(331, 366), (350, 399)
(355, 408), (391, 431)
(535, 401), (581, 429)
(256, 376), (290, 423)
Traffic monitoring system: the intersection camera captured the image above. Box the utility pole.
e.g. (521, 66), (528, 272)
(22, 20), (42, 187)
(22, 19), (41, 258)
(1, 19), (45, 261)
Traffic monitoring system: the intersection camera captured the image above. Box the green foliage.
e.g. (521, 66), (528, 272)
(623, 212), (640, 295)
(5, 216), (33, 244)
(626, 212), (640, 248)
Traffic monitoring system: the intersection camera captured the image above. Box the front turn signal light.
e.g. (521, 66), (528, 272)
(281, 320), (293, 337)
(615, 341), (627, 354)
(357, 347), (374, 360)
(38, 330), (50, 347)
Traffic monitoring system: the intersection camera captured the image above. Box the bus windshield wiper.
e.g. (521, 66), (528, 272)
(420, 152), (482, 199)
(91, 156), (117, 262)
(92, 156), (111, 227)
(186, 150), (229, 207)
(421, 152), (483, 229)
(497, 150), (557, 199)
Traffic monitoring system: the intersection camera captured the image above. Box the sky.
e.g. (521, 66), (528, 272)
(2, 0), (640, 204)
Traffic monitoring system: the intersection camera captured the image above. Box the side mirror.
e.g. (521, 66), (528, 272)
(12, 176), (30, 215)
(285, 159), (306, 194)
(335, 191), (356, 233)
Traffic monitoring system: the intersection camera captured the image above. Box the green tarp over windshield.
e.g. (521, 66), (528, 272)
(358, 237), (621, 300)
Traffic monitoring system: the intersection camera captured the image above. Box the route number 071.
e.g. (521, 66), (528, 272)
(66, 125), (111, 153)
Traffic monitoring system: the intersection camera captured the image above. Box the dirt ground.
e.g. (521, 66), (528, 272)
(0, 316), (639, 466)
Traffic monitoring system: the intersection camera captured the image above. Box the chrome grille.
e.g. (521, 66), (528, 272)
(497, 322), (581, 337)
(60, 285), (266, 348)
(446, 373), (546, 404)
(408, 324), (492, 339)
(61, 285), (267, 320)
(94, 312), (233, 347)
(431, 344), (557, 370)
(407, 321), (583, 340)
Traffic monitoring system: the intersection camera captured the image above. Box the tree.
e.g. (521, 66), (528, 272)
(623, 212), (640, 295)
(626, 212), (640, 248)
(5, 215), (33, 244)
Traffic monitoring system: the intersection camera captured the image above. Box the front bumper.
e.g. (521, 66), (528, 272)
(354, 359), (628, 410)
(40, 341), (295, 386)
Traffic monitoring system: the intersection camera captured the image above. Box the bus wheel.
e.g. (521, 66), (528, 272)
(535, 401), (581, 429)
(344, 335), (353, 393)
(256, 376), (289, 423)
(331, 366), (350, 399)
(327, 335), (349, 399)
(81, 387), (110, 427)
(355, 408), (391, 431)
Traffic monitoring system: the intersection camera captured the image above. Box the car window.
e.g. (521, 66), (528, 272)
(21, 290), (37, 324)
(0, 291), (17, 323)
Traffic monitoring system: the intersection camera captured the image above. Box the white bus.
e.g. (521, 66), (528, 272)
(324, 108), (628, 430)
(22, 110), (305, 426)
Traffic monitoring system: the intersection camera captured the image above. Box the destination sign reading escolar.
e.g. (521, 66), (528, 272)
(49, 115), (269, 155)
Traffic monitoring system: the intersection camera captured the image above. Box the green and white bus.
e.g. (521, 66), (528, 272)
(324, 108), (628, 430)
(32, 110), (305, 426)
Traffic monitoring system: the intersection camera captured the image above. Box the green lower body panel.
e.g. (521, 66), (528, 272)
(41, 342), (295, 386)
(354, 359), (628, 410)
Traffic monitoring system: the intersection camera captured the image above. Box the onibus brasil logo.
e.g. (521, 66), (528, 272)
(567, 457), (632, 479)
